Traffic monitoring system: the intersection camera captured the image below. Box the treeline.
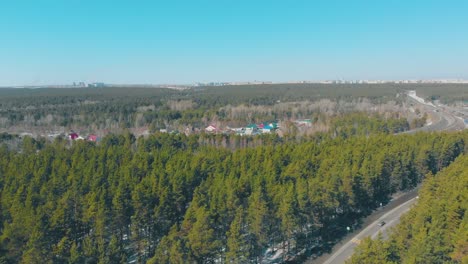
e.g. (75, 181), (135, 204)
(0, 130), (466, 263)
(0, 83), (423, 130)
(1, 83), (466, 131)
(348, 154), (468, 264)
(410, 83), (468, 104)
(194, 83), (403, 106)
(330, 113), (410, 137)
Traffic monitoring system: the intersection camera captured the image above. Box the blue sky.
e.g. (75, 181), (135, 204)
(1, 0), (468, 85)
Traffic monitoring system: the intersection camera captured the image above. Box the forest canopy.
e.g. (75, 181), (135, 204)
(0, 130), (466, 263)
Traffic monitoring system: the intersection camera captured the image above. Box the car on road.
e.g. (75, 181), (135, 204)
(378, 221), (386, 226)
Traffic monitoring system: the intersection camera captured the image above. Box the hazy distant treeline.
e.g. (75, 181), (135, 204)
(0, 83), (451, 132)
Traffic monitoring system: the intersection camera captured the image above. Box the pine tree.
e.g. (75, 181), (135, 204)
(186, 206), (221, 263)
(226, 206), (249, 263)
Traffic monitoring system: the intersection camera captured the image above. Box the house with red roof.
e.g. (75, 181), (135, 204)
(69, 132), (79, 140)
(87, 134), (98, 142)
(205, 125), (218, 133)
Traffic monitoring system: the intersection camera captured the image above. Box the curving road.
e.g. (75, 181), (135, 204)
(321, 198), (417, 264)
(404, 91), (465, 133)
(305, 189), (419, 264)
(305, 91), (465, 264)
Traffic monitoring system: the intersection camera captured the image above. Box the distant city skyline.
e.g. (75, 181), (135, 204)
(5, 78), (468, 89)
(1, 0), (468, 86)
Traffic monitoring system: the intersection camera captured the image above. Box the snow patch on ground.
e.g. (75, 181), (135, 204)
(262, 244), (285, 263)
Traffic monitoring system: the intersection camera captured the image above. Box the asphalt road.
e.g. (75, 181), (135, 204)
(321, 197), (417, 264)
(404, 95), (465, 133)
(305, 189), (419, 264)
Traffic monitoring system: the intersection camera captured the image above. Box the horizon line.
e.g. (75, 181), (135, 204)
(2, 78), (468, 88)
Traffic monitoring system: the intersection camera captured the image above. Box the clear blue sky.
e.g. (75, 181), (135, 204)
(1, 0), (468, 86)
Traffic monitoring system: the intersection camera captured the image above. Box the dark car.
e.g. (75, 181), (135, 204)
(378, 221), (386, 226)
